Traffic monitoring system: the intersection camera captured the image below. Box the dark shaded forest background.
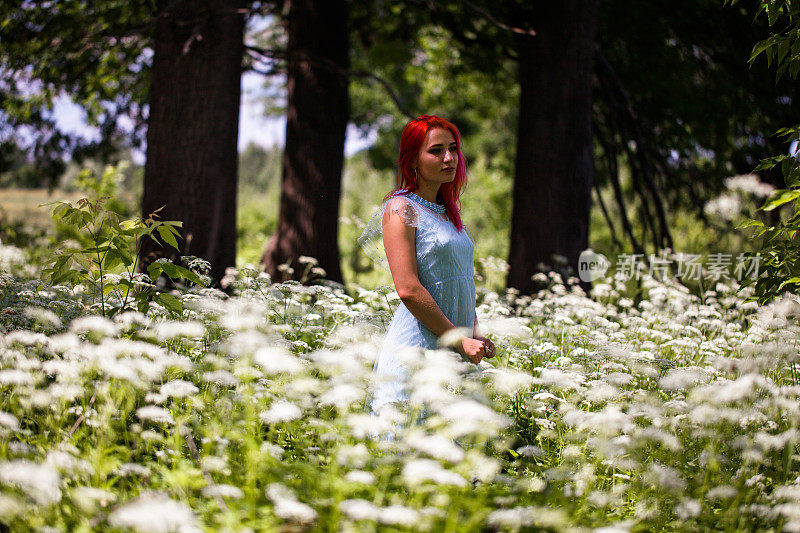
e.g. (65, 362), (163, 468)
(1, 0), (797, 294)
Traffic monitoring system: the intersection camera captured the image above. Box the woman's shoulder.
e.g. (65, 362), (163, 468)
(382, 193), (421, 227)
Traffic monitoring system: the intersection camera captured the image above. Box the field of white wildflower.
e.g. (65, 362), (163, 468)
(1, 238), (800, 532)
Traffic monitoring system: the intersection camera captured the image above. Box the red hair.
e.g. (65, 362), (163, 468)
(384, 114), (468, 231)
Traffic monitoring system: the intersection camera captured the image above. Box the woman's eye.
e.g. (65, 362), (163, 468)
(449, 146), (457, 153)
(429, 148), (442, 155)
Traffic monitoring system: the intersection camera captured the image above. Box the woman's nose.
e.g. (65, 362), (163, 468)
(443, 150), (453, 163)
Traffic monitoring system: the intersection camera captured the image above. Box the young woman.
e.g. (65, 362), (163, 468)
(360, 114), (496, 413)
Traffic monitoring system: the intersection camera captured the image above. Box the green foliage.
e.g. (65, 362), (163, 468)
(238, 143), (282, 195)
(40, 191), (205, 318)
(729, 0), (800, 303)
(0, 0), (153, 184)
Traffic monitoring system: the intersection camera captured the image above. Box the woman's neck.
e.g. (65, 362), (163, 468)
(415, 182), (440, 204)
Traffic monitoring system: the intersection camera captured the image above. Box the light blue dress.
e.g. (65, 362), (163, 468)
(359, 192), (476, 412)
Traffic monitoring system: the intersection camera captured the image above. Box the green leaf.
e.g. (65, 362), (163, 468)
(761, 189), (800, 211)
(750, 39), (774, 64)
(160, 261), (184, 280)
(147, 262), (164, 280)
(737, 218), (766, 229)
(137, 297), (150, 314)
(104, 251), (122, 271)
(154, 292), (182, 315)
(754, 154), (788, 171)
(119, 218), (140, 231)
(778, 277), (800, 291)
(157, 225), (180, 251)
(171, 264), (206, 286)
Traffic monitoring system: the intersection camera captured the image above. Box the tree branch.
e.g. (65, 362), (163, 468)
(595, 49), (673, 252)
(462, 0), (537, 36)
(350, 70), (414, 119)
(593, 180), (623, 250)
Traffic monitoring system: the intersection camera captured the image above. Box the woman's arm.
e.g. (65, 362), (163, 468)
(383, 205), (485, 363)
(472, 311), (496, 359)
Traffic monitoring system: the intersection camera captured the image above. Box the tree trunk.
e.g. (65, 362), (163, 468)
(507, 1), (598, 294)
(140, 0), (245, 284)
(261, 0), (349, 284)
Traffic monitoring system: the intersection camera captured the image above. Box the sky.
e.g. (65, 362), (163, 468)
(51, 70), (376, 165)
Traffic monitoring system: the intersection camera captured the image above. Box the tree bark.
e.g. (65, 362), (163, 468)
(507, 1), (598, 294)
(260, 0), (349, 284)
(140, 0), (245, 283)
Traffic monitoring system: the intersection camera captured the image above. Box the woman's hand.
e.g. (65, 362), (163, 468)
(456, 336), (487, 365)
(474, 336), (496, 358)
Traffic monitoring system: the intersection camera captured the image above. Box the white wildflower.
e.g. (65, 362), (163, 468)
(346, 412), (397, 440)
(754, 428), (799, 452)
(46, 450), (92, 475)
(259, 401), (303, 424)
(70, 316), (119, 337)
(0, 369), (34, 386)
(725, 174), (775, 198)
(706, 485), (737, 500)
(260, 442), (285, 459)
(266, 483), (317, 524)
(344, 470), (375, 485)
(337, 444), (370, 469)
(675, 498), (701, 520)
(158, 379), (199, 400)
(0, 459), (61, 505)
(643, 463), (686, 492)
(585, 381), (619, 403)
(6, 329), (50, 346)
(136, 406), (175, 425)
(691, 374), (766, 404)
(401, 459), (467, 487)
(488, 367), (534, 395)
(534, 368), (586, 389)
(201, 484), (243, 499)
(405, 431), (465, 463)
(202, 370), (239, 387)
(72, 486), (116, 510)
(109, 492), (200, 533)
(253, 347), (304, 375)
(319, 383), (362, 409)
(379, 504), (420, 526)
(339, 499), (380, 521)
(152, 320), (204, 341)
(485, 506), (566, 530)
(531, 391), (561, 402)
(114, 463), (151, 477)
(658, 367), (709, 391)
(200, 456), (229, 475)
(516, 445), (545, 458)
(467, 451), (501, 482)
(482, 317), (532, 340)
(438, 399), (511, 437)
(0, 411), (19, 431)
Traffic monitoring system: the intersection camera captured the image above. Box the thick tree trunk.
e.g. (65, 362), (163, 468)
(507, 1), (598, 294)
(261, 0), (349, 284)
(140, 0), (245, 283)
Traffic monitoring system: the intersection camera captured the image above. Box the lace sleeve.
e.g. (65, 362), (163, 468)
(358, 196), (420, 271)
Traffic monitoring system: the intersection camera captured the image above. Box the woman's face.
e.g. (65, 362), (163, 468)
(414, 127), (458, 186)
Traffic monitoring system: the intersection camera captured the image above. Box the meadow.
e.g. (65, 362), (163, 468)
(1, 224), (799, 531)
